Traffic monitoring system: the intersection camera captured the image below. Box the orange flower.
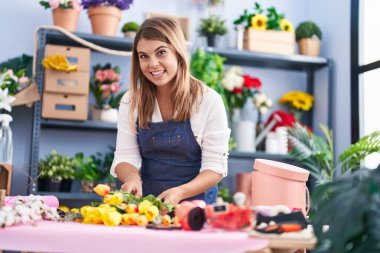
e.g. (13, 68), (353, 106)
(162, 215), (171, 226)
(93, 184), (110, 197)
(137, 215), (149, 226)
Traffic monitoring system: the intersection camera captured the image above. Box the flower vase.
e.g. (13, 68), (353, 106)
(52, 8), (80, 32)
(255, 112), (266, 152)
(91, 105), (118, 123)
(88, 6), (122, 36)
(231, 108), (256, 152)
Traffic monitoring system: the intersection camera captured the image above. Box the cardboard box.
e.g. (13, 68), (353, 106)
(244, 29), (295, 55)
(42, 92), (88, 121)
(146, 12), (190, 41)
(45, 44), (91, 72)
(44, 69), (90, 95)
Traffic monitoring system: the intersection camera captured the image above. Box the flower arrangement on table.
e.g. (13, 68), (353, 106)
(233, 2), (293, 32)
(71, 184), (177, 227)
(0, 69), (31, 112)
(39, 0), (81, 10)
(279, 90), (314, 122)
(90, 63), (123, 110)
(81, 0), (133, 10)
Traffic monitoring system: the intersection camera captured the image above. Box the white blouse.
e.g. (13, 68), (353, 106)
(110, 84), (231, 178)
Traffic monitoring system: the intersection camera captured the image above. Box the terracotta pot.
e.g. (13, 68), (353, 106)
(52, 8), (80, 32)
(88, 6), (122, 36)
(298, 38), (321, 57)
(124, 31), (137, 39)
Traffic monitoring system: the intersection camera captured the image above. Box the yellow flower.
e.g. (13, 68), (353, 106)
(70, 208), (79, 213)
(104, 192), (124, 205)
(102, 211), (122, 226)
(138, 200), (153, 214)
(80, 206), (95, 218)
(121, 214), (131, 225)
(58, 205), (70, 213)
(126, 204), (138, 214)
(137, 215), (149, 226)
(279, 91), (314, 111)
(251, 14), (268, 31)
(127, 213), (140, 225)
(162, 215), (171, 226)
(280, 19), (294, 32)
(93, 184), (110, 197)
(145, 205), (159, 222)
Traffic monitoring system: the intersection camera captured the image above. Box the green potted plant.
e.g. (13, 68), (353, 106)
(38, 150), (75, 192)
(295, 21), (322, 56)
(121, 21), (140, 38)
(312, 166), (380, 253)
(73, 152), (102, 193)
(91, 146), (117, 190)
(197, 15), (228, 47)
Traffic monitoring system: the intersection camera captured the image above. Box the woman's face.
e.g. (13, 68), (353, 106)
(136, 38), (179, 88)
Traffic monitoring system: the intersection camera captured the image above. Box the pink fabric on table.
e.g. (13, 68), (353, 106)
(0, 221), (268, 253)
(4, 196), (59, 207)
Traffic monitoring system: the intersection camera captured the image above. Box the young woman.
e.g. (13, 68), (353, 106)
(110, 17), (230, 205)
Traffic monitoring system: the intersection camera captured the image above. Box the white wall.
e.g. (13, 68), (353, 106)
(0, 0), (350, 194)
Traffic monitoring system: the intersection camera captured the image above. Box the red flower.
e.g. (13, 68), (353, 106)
(233, 87), (243, 94)
(265, 110), (296, 131)
(243, 75), (262, 89)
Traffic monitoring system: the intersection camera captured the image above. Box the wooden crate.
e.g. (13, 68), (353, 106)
(146, 12), (190, 41)
(45, 44), (91, 72)
(42, 92), (88, 121)
(244, 28), (295, 55)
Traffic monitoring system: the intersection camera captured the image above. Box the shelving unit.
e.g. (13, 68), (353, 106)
(30, 28), (333, 196)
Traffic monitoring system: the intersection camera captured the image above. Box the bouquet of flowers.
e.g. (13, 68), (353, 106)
(90, 63), (123, 109)
(0, 69), (31, 112)
(68, 184), (177, 227)
(234, 2), (293, 32)
(81, 0), (134, 10)
(39, 0), (81, 10)
(221, 66), (262, 112)
(279, 90), (314, 121)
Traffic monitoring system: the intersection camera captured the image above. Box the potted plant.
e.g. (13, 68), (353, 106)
(73, 153), (102, 193)
(233, 2), (295, 55)
(90, 63), (124, 123)
(295, 21), (322, 56)
(121, 21), (140, 39)
(197, 15), (228, 47)
(91, 147), (117, 190)
(39, 0), (81, 32)
(38, 150), (75, 192)
(81, 0), (134, 36)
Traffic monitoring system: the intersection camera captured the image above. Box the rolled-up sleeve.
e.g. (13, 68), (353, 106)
(199, 93), (231, 177)
(110, 92), (142, 177)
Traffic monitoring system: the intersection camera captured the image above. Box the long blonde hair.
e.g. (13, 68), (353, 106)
(129, 17), (203, 128)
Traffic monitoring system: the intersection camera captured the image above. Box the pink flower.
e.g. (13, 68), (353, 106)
(103, 69), (120, 81)
(49, 0), (59, 9)
(100, 84), (111, 91)
(72, 0), (81, 11)
(6, 69), (14, 76)
(19, 76), (29, 84)
(110, 83), (120, 93)
(95, 70), (106, 82)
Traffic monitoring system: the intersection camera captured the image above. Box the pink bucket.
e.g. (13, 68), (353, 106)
(251, 159), (310, 215)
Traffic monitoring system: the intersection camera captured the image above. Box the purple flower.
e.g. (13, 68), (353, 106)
(82, 0), (133, 10)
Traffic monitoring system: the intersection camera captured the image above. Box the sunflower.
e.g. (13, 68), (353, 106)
(280, 19), (294, 32)
(279, 91), (314, 111)
(251, 14), (268, 31)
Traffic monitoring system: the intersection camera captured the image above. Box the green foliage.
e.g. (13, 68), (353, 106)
(121, 22), (140, 33)
(0, 54), (33, 77)
(287, 123), (380, 184)
(197, 15), (228, 36)
(38, 150), (75, 181)
(190, 49), (227, 107)
(339, 131), (380, 174)
(122, 192), (174, 213)
(90, 146), (116, 184)
(218, 183), (233, 203)
(108, 90), (126, 109)
(73, 152), (102, 181)
(233, 2), (285, 30)
(295, 21), (322, 41)
(39, 0), (76, 9)
(312, 167), (380, 253)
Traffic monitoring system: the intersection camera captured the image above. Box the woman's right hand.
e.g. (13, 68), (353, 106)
(121, 174), (142, 197)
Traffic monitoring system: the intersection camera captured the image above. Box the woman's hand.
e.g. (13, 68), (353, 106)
(121, 174), (142, 197)
(157, 187), (185, 205)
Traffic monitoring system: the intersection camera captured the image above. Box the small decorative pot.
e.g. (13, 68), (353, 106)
(124, 31), (137, 39)
(298, 37), (321, 57)
(88, 6), (122, 36)
(91, 105), (118, 123)
(52, 8), (80, 32)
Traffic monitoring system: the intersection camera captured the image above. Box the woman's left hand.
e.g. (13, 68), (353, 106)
(157, 187), (185, 205)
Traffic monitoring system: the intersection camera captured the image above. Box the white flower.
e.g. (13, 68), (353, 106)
(221, 66), (244, 91)
(0, 88), (15, 112)
(266, 99), (273, 107)
(259, 106), (268, 114)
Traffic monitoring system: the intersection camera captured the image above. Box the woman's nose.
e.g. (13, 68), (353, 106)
(149, 57), (159, 68)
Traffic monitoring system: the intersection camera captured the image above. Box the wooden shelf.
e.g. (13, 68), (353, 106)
(41, 119), (117, 131)
(229, 151), (294, 162)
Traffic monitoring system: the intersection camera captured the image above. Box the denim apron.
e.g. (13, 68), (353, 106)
(137, 119), (218, 204)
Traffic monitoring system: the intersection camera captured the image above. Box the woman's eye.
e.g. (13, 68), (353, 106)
(139, 54), (148, 60)
(157, 50), (166, 56)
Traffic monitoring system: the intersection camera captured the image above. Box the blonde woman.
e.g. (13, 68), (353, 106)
(110, 17), (230, 205)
